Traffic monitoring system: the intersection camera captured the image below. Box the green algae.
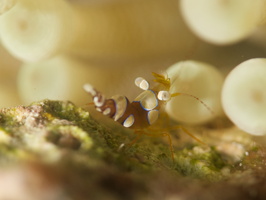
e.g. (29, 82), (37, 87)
(0, 100), (254, 176)
(173, 146), (226, 180)
(0, 99), (264, 199)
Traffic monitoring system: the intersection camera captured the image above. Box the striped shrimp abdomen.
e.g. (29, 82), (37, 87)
(83, 84), (159, 129)
(83, 84), (116, 117)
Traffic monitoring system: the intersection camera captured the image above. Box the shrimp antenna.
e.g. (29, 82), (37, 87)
(85, 102), (95, 106)
(81, 102), (95, 109)
(171, 92), (215, 115)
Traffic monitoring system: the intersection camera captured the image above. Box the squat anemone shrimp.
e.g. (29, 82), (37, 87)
(83, 72), (212, 161)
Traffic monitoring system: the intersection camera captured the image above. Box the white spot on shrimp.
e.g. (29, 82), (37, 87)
(94, 96), (105, 107)
(135, 77), (149, 90)
(134, 90), (158, 111)
(123, 115), (135, 128)
(103, 108), (111, 115)
(96, 107), (102, 112)
(111, 95), (128, 121)
(147, 110), (159, 125)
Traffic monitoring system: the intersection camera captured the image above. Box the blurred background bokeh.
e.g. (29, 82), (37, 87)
(0, 0), (265, 109)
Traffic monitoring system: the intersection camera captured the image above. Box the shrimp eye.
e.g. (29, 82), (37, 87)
(135, 77), (149, 90)
(158, 91), (170, 101)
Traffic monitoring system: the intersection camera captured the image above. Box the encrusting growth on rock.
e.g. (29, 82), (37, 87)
(0, 99), (263, 199)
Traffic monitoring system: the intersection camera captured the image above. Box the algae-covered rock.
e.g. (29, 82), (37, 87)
(0, 100), (265, 200)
